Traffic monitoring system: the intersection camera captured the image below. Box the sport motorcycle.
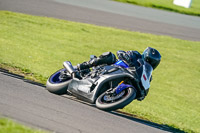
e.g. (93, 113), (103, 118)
(46, 57), (153, 111)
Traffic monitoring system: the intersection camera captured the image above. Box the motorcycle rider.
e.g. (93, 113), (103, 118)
(77, 47), (161, 71)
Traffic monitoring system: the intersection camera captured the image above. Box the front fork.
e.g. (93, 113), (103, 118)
(115, 82), (133, 95)
(106, 81), (134, 95)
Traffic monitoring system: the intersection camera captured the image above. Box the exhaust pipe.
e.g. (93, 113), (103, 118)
(63, 61), (75, 77)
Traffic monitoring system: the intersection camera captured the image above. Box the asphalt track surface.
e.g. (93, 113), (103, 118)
(0, 70), (173, 133)
(0, 0), (198, 132)
(0, 0), (200, 41)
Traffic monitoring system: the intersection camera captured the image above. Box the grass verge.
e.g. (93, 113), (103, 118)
(0, 117), (47, 133)
(0, 11), (200, 133)
(114, 0), (200, 16)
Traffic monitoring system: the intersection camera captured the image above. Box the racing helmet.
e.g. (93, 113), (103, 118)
(142, 47), (161, 70)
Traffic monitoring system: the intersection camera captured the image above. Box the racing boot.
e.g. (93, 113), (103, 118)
(77, 55), (97, 70)
(77, 62), (92, 70)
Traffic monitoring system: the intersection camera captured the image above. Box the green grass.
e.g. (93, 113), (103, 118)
(0, 118), (47, 133)
(115, 0), (200, 16)
(0, 11), (200, 133)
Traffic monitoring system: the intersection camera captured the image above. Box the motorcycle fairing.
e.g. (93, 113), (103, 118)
(67, 61), (152, 103)
(68, 78), (94, 94)
(68, 65), (134, 103)
(114, 60), (129, 68)
(67, 77), (96, 103)
(141, 62), (153, 90)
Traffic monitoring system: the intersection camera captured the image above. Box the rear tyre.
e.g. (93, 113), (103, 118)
(95, 87), (136, 111)
(46, 68), (72, 95)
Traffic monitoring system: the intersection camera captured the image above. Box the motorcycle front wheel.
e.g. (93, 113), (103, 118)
(46, 68), (72, 95)
(95, 87), (136, 111)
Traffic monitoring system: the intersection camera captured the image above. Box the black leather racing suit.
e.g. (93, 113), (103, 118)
(78, 50), (142, 70)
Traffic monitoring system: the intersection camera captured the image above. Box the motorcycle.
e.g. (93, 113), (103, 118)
(46, 57), (153, 111)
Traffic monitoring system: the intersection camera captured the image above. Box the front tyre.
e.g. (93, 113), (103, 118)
(95, 87), (136, 111)
(46, 68), (72, 95)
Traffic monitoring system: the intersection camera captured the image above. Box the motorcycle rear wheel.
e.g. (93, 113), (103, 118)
(95, 87), (136, 111)
(46, 68), (72, 95)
